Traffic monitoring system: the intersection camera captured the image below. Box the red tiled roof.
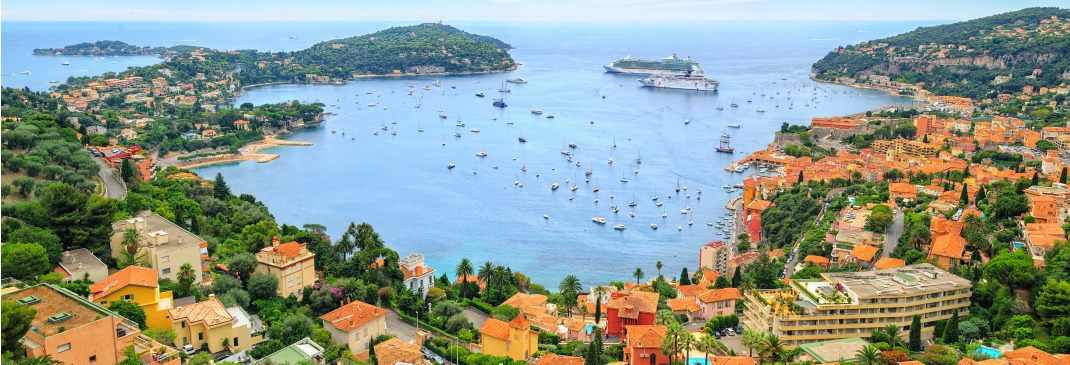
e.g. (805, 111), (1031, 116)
(319, 299), (387, 332)
(710, 356), (757, 365)
(697, 288), (741, 304)
(168, 297), (234, 327)
(677, 285), (708, 298)
(850, 244), (879, 262)
(804, 255), (830, 264)
(89, 266), (158, 301)
(480, 318), (511, 341)
(626, 325), (667, 349)
(873, 257), (905, 269)
(929, 234), (966, 259)
(537, 355), (585, 365)
(607, 291), (660, 319)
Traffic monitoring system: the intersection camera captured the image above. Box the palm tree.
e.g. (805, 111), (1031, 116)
(15, 355), (64, 365)
(477, 261), (494, 300)
(655, 309), (677, 326)
(456, 258), (474, 299)
(667, 323), (685, 364)
(119, 228), (149, 268)
(855, 345), (882, 365)
(336, 232), (355, 260)
(661, 337), (679, 365)
(698, 334), (725, 365)
(680, 332), (697, 364)
(633, 267), (645, 284)
(494, 265), (509, 301)
(741, 329), (763, 358)
(656, 261), (664, 277)
(884, 324), (902, 349)
(578, 303), (590, 321)
(759, 333), (785, 365)
(559, 274), (583, 317)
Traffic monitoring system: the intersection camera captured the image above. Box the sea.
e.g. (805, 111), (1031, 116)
(1, 21), (933, 287)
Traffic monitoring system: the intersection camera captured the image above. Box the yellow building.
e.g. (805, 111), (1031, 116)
(89, 266), (174, 330)
(110, 212), (205, 284)
(169, 296), (259, 353)
(741, 263), (971, 347)
(479, 316), (539, 361)
(255, 237), (316, 298)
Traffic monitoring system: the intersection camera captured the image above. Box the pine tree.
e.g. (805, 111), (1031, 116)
(679, 268), (691, 285)
(586, 328), (604, 365)
(942, 309), (960, 344)
(922, 134), (929, 143)
(909, 314), (922, 352)
(190, 215), (200, 234)
(1061, 167), (1067, 184)
(173, 206), (185, 229)
(975, 186), (987, 205)
(731, 266), (742, 287)
(959, 183), (969, 206)
(120, 158), (135, 184)
(214, 172), (231, 200)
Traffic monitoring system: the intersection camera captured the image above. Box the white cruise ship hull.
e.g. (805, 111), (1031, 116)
(604, 65), (692, 76)
(638, 76), (719, 91)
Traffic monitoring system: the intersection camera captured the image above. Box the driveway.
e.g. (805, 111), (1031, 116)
(883, 212), (905, 258)
(93, 156), (127, 199)
(385, 309), (419, 344)
(463, 307), (488, 329)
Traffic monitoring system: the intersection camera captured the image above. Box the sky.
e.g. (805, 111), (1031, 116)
(1, 0), (1065, 22)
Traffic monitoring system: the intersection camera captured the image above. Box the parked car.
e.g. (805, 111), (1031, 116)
(182, 344), (196, 355)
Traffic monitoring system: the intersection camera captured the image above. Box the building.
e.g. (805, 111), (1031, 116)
(169, 296), (258, 354)
(3, 284), (180, 365)
(699, 241), (732, 277)
(110, 211), (205, 283)
(400, 253), (435, 299)
(89, 266), (175, 330)
(255, 337), (325, 364)
(536, 355), (585, 365)
(54, 248), (108, 283)
(927, 216), (968, 270)
(319, 299), (388, 352)
(872, 139), (937, 158)
(696, 288), (742, 319)
(354, 337), (428, 365)
(845, 244), (880, 268)
(741, 263), (971, 347)
(797, 338), (872, 364)
(479, 316), (539, 361)
(707, 356), (756, 365)
(503, 292), (551, 319)
(255, 237), (316, 299)
(605, 290), (660, 336)
(622, 325), (669, 365)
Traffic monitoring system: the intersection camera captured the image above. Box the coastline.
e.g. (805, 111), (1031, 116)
(809, 75), (912, 99)
(166, 137), (312, 170)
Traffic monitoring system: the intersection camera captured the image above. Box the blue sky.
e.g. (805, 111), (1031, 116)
(1, 0), (1065, 21)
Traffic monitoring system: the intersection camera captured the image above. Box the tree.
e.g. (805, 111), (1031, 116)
(39, 183), (87, 246)
(959, 183), (969, 205)
(856, 345), (882, 365)
(633, 267), (645, 284)
(698, 334), (724, 365)
(143, 328), (176, 346)
(213, 172), (231, 200)
(248, 273), (280, 301)
(119, 345), (146, 365)
(456, 258), (474, 299)
(118, 228), (149, 269)
(798, 171), (804, 184)
(3, 300), (37, 356)
(680, 332), (696, 364)
(176, 263), (196, 298)
(227, 252), (258, 283)
(759, 333), (786, 365)
(109, 300), (147, 329)
(656, 261), (663, 277)
(741, 329), (763, 358)
(975, 186), (987, 205)
(884, 324), (902, 348)
(187, 352), (213, 365)
(984, 250), (1039, 290)
(7, 226), (63, 267)
(1, 243), (50, 280)
(10, 355), (65, 365)
(909, 314), (922, 352)
(587, 328), (605, 365)
(120, 158), (135, 184)
(865, 212), (894, 233)
(1061, 167), (1067, 185)
(942, 309), (960, 344)
(1035, 279), (1070, 322)
(559, 275), (582, 317)
(593, 286), (606, 325)
(266, 314), (314, 345)
(731, 267), (742, 288)
(1032, 171), (1040, 186)
(883, 169), (904, 182)
(477, 261), (495, 300)
(679, 268), (691, 285)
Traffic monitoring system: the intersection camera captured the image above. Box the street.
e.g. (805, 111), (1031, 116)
(462, 307), (488, 329)
(883, 212), (905, 258)
(92, 156), (127, 199)
(384, 309), (419, 344)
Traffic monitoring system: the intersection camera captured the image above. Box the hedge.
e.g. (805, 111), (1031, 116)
(470, 298), (493, 314)
(394, 310), (467, 344)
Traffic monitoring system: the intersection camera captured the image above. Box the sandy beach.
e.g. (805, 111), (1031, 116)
(167, 137), (312, 169)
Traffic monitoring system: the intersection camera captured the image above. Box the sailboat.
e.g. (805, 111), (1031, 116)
(499, 82), (510, 93)
(717, 132), (735, 153)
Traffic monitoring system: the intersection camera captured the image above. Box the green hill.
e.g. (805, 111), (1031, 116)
(813, 7), (1070, 99)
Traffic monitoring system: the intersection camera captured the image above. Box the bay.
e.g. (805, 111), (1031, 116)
(2, 21), (927, 287)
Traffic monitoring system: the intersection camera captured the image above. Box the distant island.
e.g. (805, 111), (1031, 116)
(812, 7), (1070, 99)
(33, 40), (201, 57)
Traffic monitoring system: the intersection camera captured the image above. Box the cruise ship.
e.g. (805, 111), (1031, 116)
(604, 53), (702, 76)
(638, 70), (719, 91)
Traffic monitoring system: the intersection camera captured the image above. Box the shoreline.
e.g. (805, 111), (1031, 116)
(809, 75), (913, 99)
(168, 137), (312, 170)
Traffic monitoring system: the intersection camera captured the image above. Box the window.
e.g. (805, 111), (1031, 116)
(162, 268), (171, 275)
(233, 337), (239, 347)
(198, 332), (204, 341)
(57, 343), (71, 353)
(160, 255), (170, 263)
(181, 322), (186, 328)
(122, 294), (134, 301)
(89, 355), (97, 362)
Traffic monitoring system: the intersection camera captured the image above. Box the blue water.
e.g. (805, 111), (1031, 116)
(976, 346), (1002, 359)
(2, 21), (925, 287)
(688, 357), (709, 365)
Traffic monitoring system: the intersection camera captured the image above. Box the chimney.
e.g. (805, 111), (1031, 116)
(272, 236), (280, 247)
(209, 293), (215, 298)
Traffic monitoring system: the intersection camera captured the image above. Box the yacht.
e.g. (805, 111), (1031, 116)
(475, 151), (488, 157)
(650, 224), (658, 230)
(614, 224), (627, 231)
(593, 216), (607, 224)
(476, 92), (485, 97)
(506, 77), (528, 84)
(552, 183), (560, 190)
(531, 108), (543, 115)
(447, 164), (455, 169)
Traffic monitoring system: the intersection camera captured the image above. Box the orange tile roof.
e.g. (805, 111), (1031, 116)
(929, 234), (967, 260)
(746, 199), (774, 211)
(537, 355), (585, 365)
(503, 292), (549, 315)
(710, 356), (757, 365)
(373, 337), (425, 365)
(625, 325), (667, 349)
(697, 268), (720, 282)
(260, 241), (309, 261)
(667, 298), (696, 312)
(453, 275), (486, 290)
(168, 297), (234, 328)
(89, 266), (158, 301)
(1002, 346), (1070, 365)
(677, 285), (708, 298)
(873, 257), (905, 269)
(402, 263), (435, 280)
(509, 315), (532, 329)
(850, 244), (879, 262)
(697, 288), (741, 304)
(898, 361), (926, 365)
(564, 317), (587, 332)
(804, 255), (830, 264)
(607, 290), (660, 319)
(480, 318), (511, 341)
(319, 299), (387, 332)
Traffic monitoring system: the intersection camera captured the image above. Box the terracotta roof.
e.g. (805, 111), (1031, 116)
(89, 266), (158, 301)
(509, 315), (532, 329)
(850, 244), (879, 262)
(503, 292), (549, 317)
(667, 298), (697, 312)
(564, 317), (586, 332)
(318, 299), (387, 332)
(372, 337), (425, 365)
(929, 234), (967, 259)
(746, 199), (774, 211)
(607, 290), (660, 319)
(677, 285), (708, 298)
(168, 297), (235, 328)
(260, 241), (309, 261)
(453, 275), (486, 290)
(873, 257), (905, 269)
(1002, 346), (1070, 365)
(710, 356), (757, 365)
(537, 355), (585, 365)
(769, 249), (785, 259)
(479, 318), (511, 341)
(804, 255), (830, 264)
(626, 325), (667, 349)
(697, 288), (741, 304)
(402, 263), (435, 280)
(898, 361), (926, 365)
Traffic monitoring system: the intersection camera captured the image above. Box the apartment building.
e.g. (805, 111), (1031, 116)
(741, 263), (971, 347)
(699, 241), (732, 277)
(110, 211), (205, 283)
(255, 237), (316, 299)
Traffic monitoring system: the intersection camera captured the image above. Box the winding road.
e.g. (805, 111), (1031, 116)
(92, 156), (127, 199)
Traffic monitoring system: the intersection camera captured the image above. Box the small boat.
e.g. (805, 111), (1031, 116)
(49, 80), (60, 84)
(614, 224), (627, 231)
(656, 201), (663, 206)
(454, 132), (462, 138)
(476, 92), (485, 97)
(593, 216), (607, 224)
(568, 195), (574, 200)
(551, 183), (560, 190)
(544, 214), (549, 219)
(592, 187), (600, 193)
(650, 224), (658, 230)
(519, 136), (527, 143)
(433, 80), (442, 86)
(447, 164), (455, 169)
(439, 113), (447, 119)
(493, 99), (507, 107)
(677, 225), (683, 231)
(546, 115), (555, 119)
(61, 61), (70, 66)
(20, 71), (31, 74)
(475, 151), (488, 157)
(684, 118), (691, 125)
(471, 128), (480, 133)
(331, 129), (337, 134)
(498, 82), (510, 93)
(629, 212), (635, 217)
(568, 142), (578, 149)
(506, 77), (528, 84)
(585, 168), (592, 176)
(571, 185), (578, 191)
(708, 222), (714, 226)
(531, 108), (543, 115)
(620, 175), (628, 183)
(728, 123), (741, 128)
(662, 212), (668, 218)
(561, 150), (572, 156)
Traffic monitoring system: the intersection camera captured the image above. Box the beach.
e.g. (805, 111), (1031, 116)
(163, 137), (312, 169)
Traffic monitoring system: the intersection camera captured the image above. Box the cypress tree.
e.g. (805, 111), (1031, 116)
(909, 314), (922, 352)
(594, 297), (602, 325)
(1032, 171), (1039, 186)
(1061, 167), (1067, 184)
(214, 172), (231, 200)
(959, 183), (969, 206)
(975, 186), (987, 205)
(679, 268), (691, 285)
(190, 215), (200, 234)
(942, 309), (960, 344)
(120, 158), (135, 184)
(173, 206), (185, 229)
(586, 329), (604, 365)
(731, 266), (742, 287)
(798, 171), (804, 184)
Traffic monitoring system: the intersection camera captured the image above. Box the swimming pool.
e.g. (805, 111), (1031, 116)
(688, 357), (709, 365)
(1013, 242), (1026, 250)
(585, 324), (595, 333)
(976, 346), (1002, 359)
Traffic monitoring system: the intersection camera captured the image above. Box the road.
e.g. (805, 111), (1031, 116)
(93, 156), (127, 199)
(883, 212), (905, 258)
(462, 307), (488, 329)
(384, 309), (419, 344)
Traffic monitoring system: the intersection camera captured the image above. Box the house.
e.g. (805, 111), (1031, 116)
(667, 298), (701, 319)
(400, 253), (435, 299)
(797, 338), (872, 364)
(696, 288), (741, 319)
(255, 237), (316, 299)
(479, 316), (539, 361)
(502, 292), (550, 319)
(1024, 223), (1066, 251)
(562, 317), (589, 342)
(319, 299), (388, 352)
(89, 266), (174, 330)
(676, 285), (708, 299)
(605, 290), (660, 336)
(928, 234), (967, 270)
(353, 337), (428, 365)
(846, 244), (880, 268)
(872, 257), (905, 270)
(54, 248), (108, 283)
(454, 275), (486, 293)
(536, 355), (585, 365)
(169, 296), (258, 354)
(110, 212), (205, 284)
(707, 356), (756, 365)
(254, 337), (325, 364)
(3, 284), (180, 365)
(623, 325), (669, 365)
(803, 255), (830, 269)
